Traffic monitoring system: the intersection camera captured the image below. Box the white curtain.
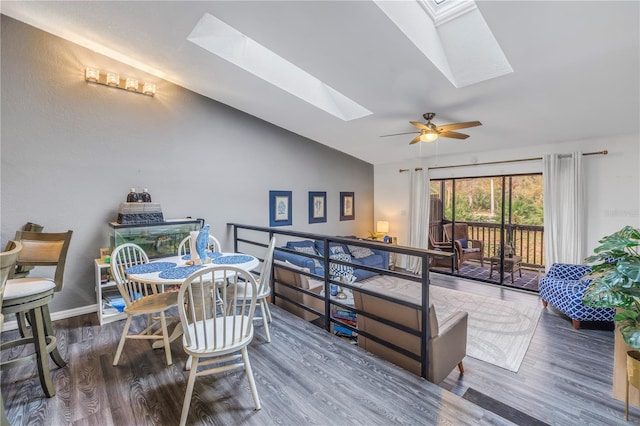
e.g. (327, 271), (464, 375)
(408, 168), (430, 274)
(543, 152), (585, 267)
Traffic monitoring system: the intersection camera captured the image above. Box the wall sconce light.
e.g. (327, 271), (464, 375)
(85, 67), (156, 96)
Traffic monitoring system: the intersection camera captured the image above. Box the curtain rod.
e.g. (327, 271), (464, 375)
(398, 150), (608, 172)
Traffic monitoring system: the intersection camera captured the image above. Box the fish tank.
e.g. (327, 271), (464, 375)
(109, 218), (204, 258)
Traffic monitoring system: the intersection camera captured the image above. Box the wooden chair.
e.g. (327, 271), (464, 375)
(110, 243), (179, 366)
(13, 222), (43, 278)
(443, 223), (484, 269)
(428, 233), (458, 271)
(1, 230), (73, 397)
(178, 265), (261, 425)
(227, 237), (276, 342)
(1, 241), (22, 424)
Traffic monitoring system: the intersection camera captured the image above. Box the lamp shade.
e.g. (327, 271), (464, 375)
(376, 220), (389, 234)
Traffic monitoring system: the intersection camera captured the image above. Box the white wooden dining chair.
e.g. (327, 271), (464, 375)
(110, 243), (178, 366)
(177, 265), (261, 426)
(227, 237), (276, 342)
(177, 234), (222, 256)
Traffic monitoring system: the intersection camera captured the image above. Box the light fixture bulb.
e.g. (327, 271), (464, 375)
(106, 72), (120, 86)
(420, 132), (439, 142)
(125, 78), (139, 91)
(85, 67), (100, 82)
(142, 82), (156, 96)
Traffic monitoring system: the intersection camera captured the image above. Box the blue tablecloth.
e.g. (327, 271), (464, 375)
(212, 255), (254, 265)
(125, 262), (176, 274)
(181, 252), (223, 261)
(158, 265), (205, 279)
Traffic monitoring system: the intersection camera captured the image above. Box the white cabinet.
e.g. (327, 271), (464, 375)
(95, 259), (126, 325)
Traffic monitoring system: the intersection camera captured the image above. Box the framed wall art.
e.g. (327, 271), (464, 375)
(308, 191), (327, 224)
(340, 192), (355, 221)
(269, 190), (292, 227)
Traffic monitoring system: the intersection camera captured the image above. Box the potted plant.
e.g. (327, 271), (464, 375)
(583, 225), (640, 347)
(582, 225), (640, 415)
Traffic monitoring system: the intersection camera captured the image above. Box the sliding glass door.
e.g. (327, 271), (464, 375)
(429, 174), (543, 292)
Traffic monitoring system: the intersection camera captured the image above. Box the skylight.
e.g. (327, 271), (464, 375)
(374, 0), (513, 88)
(187, 13), (372, 122)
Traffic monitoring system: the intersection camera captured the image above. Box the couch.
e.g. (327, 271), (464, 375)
(352, 276), (468, 383)
(539, 263), (615, 329)
(273, 239), (390, 282)
(273, 260), (324, 322)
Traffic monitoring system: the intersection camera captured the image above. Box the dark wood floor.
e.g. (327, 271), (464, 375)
(1, 274), (636, 425)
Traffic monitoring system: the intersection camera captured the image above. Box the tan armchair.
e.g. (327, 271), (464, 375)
(273, 260), (324, 322)
(352, 279), (468, 384)
(443, 223), (484, 268)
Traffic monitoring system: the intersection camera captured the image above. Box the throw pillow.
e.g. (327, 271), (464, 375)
(330, 245), (345, 255)
(329, 253), (354, 279)
(347, 245), (375, 259)
(456, 238), (468, 249)
(293, 245), (322, 268)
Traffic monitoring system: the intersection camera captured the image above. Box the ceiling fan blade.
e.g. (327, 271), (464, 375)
(437, 121), (482, 132)
(409, 134), (423, 145)
(439, 131), (470, 140)
(410, 121), (430, 131)
(380, 131), (420, 137)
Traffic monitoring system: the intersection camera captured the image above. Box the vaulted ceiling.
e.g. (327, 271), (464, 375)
(2, 1), (638, 165)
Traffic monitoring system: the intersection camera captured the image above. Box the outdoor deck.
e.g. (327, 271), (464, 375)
(431, 260), (540, 292)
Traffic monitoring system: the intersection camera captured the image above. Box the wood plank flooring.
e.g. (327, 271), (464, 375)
(1, 273), (636, 425)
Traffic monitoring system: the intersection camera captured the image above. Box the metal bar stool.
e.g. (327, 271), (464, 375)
(1, 230), (72, 398)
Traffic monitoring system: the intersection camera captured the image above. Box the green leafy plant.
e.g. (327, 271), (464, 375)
(582, 226), (640, 348)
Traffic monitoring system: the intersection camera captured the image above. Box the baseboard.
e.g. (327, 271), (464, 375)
(2, 304), (98, 331)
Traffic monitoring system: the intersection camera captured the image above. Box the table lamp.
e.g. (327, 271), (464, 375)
(376, 221), (389, 238)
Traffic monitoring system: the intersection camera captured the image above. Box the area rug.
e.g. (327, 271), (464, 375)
(429, 285), (542, 372)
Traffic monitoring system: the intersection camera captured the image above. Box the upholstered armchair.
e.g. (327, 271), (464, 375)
(442, 223), (484, 268)
(539, 263), (615, 329)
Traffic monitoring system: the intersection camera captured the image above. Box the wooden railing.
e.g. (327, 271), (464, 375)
(441, 221), (545, 269)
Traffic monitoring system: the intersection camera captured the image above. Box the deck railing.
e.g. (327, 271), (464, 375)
(455, 221), (545, 269)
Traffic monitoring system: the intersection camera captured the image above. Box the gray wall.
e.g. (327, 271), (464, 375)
(0, 15), (374, 313)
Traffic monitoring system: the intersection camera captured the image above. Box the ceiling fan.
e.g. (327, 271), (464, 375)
(381, 113), (482, 144)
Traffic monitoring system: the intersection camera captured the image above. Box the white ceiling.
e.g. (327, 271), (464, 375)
(2, 1), (638, 165)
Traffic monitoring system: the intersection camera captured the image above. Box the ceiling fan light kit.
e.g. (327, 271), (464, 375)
(381, 112), (482, 144)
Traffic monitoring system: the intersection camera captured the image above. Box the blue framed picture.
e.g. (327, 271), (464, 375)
(269, 190), (292, 227)
(340, 192), (355, 221)
(308, 191), (327, 224)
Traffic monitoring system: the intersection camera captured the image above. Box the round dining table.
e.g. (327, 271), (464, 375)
(124, 252), (260, 349)
(125, 252), (259, 285)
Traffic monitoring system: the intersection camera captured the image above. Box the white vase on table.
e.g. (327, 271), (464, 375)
(189, 231), (201, 264)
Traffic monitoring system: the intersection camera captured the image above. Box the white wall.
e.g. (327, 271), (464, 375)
(0, 16), (374, 313)
(375, 134), (640, 268)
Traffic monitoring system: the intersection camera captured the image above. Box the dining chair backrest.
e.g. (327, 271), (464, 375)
(14, 222), (43, 277)
(257, 237), (277, 298)
(11, 230), (73, 292)
(110, 243), (152, 308)
(1, 241), (23, 306)
(177, 234), (222, 256)
(178, 265), (258, 352)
